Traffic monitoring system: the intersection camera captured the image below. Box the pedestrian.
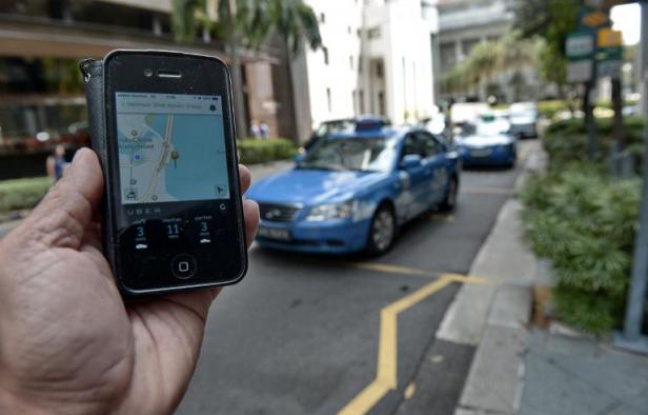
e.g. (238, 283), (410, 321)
(45, 144), (67, 183)
(0, 148), (260, 415)
(251, 119), (261, 139)
(259, 120), (269, 140)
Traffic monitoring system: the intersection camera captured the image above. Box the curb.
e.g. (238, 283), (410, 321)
(448, 141), (545, 415)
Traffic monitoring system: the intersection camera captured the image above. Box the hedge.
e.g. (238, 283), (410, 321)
(238, 138), (298, 165)
(0, 139), (298, 215)
(521, 165), (642, 336)
(0, 177), (51, 213)
(543, 116), (645, 173)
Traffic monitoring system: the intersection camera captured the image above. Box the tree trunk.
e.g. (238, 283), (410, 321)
(283, 44), (300, 144)
(583, 81), (598, 161)
(612, 77), (625, 151)
(228, 48), (249, 140)
(224, 0), (248, 140)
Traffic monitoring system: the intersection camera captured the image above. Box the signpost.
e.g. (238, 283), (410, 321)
(614, 1), (648, 355)
(565, 5), (626, 162)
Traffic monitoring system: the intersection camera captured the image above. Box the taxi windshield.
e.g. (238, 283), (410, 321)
(300, 136), (397, 173)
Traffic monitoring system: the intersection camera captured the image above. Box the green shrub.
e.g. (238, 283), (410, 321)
(537, 100), (574, 120)
(520, 165), (641, 336)
(238, 138), (298, 165)
(0, 177), (51, 213)
(543, 116), (645, 172)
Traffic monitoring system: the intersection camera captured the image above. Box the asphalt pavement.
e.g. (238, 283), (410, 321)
(176, 141), (536, 415)
(0, 143), (535, 415)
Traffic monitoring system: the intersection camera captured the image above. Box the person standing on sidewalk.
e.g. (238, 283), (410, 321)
(46, 144), (68, 183)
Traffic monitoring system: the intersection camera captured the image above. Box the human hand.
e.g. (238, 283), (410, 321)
(0, 148), (259, 415)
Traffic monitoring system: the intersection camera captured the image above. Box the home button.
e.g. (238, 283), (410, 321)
(171, 254), (197, 279)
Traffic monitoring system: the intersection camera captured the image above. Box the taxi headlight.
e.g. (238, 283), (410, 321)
(306, 201), (357, 221)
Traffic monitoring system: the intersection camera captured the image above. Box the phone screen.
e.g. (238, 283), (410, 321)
(115, 92), (230, 205)
(101, 52), (246, 294)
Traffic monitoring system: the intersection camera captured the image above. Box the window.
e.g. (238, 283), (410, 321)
(418, 132), (445, 157)
(375, 61), (384, 78)
(359, 90), (365, 114)
(462, 38), (480, 57)
(320, 12), (325, 23)
(348, 26), (352, 34)
(377, 91), (385, 115)
(440, 42), (456, 73)
(367, 27), (381, 39)
(349, 56), (354, 70)
(401, 134), (426, 160)
(358, 58), (363, 73)
(323, 47), (329, 65)
(326, 88), (332, 112)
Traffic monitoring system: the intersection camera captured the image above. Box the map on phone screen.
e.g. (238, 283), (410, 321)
(115, 92), (230, 204)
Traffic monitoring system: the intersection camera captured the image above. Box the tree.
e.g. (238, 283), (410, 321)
(513, 0), (579, 100)
(172, 0), (321, 140)
(440, 33), (540, 101)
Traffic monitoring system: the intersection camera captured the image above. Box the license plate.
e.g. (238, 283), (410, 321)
(258, 226), (292, 241)
(470, 148), (492, 157)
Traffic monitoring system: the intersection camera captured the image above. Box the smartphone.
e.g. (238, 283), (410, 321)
(97, 50), (247, 295)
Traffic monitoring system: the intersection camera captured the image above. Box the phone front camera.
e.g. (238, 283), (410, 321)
(144, 69), (153, 77)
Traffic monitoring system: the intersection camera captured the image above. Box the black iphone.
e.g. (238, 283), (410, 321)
(82, 50), (247, 295)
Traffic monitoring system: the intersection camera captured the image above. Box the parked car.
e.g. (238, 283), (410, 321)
(247, 125), (460, 255)
(455, 113), (517, 168)
(508, 102), (538, 138)
(302, 116), (391, 153)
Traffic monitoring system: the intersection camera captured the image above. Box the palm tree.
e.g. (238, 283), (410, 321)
(172, 0), (321, 140)
(464, 41), (501, 100)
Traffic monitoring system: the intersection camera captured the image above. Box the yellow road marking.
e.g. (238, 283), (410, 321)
(404, 383), (416, 400)
(337, 276), (453, 415)
(444, 273), (489, 284)
(346, 262), (490, 285)
(428, 213), (455, 222)
(462, 187), (512, 195)
(347, 262), (433, 277)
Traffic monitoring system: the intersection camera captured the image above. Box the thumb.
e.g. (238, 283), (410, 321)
(19, 148), (104, 250)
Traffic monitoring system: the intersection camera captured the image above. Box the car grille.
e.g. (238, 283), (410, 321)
(258, 203), (300, 222)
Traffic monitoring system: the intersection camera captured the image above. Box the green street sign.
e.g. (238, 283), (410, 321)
(595, 46), (623, 61)
(566, 32), (595, 61)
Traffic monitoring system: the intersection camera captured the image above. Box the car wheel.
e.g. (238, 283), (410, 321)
(439, 177), (458, 212)
(366, 204), (396, 256)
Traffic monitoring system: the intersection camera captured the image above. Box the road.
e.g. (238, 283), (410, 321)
(0, 141), (534, 415)
(175, 140), (535, 415)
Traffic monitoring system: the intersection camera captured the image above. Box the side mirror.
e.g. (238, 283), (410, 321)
(400, 154), (422, 170)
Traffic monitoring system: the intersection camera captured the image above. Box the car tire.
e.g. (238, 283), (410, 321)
(439, 176), (458, 212)
(365, 204), (396, 256)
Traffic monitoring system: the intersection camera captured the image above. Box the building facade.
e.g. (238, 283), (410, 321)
(435, 0), (548, 103)
(437, 0), (514, 76)
(296, 0), (439, 129)
(0, 0), (287, 179)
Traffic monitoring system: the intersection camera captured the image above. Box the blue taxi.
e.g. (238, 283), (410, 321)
(246, 125), (461, 255)
(455, 113), (517, 168)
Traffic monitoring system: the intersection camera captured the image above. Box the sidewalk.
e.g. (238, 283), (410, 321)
(446, 142), (648, 415)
